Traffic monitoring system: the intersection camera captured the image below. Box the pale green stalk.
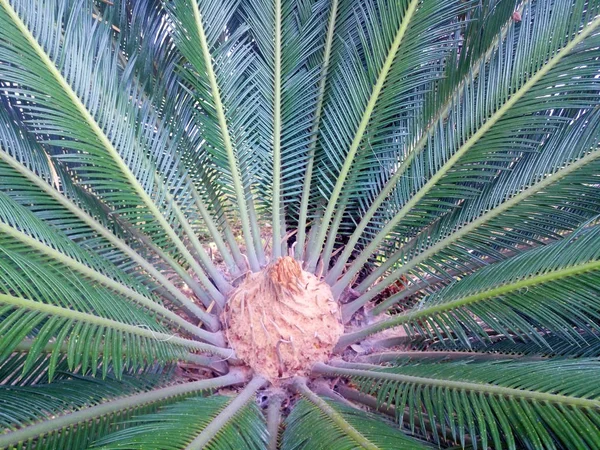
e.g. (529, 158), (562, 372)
(295, 0), (339, 261)
(305, 0), (419, 272)
(293, 378), (379, 450)
(0, 294), (233, 355)
(0, 146), (215, 321)
(0, 0), (226, 303)
(0, 222), (222, 338)
(343, 146), (600, 319)
(0, 370), (247, 449)
(185, 375), (266, 449)
(272, 0), (283, 259)
(324, 1), (530, 286)
(314, 362), (600, 409)
(337, 259), (600, 349)
(331, 11), (600, 297)
(189, 0), (262, 270)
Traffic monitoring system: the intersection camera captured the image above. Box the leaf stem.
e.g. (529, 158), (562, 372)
(314, 362), (600, 409)
(0, 369), (248, 449)
(295, 0), (339, 261)
(189, 0), (262, 270)
(331, 10), (600, 297)
(324, 1), (530, 287)
(0, 294), (233, 355)
(344, 145), (600, 319)
(272, 0), (283, 259)
(293, 378), (378, 450)
(185, 375), (266, 449)
(0, 0), (225, 303)
(0, 222), (221, 335)
(337, 259), (600, 350)
(306, 0), (419, 272)
(267, 390), (285, 450)
(0, 146), (216, 322)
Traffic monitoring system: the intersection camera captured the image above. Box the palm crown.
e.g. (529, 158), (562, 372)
(1, 0), (600, 448)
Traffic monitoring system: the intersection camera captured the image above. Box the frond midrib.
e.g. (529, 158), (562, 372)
(188, 0), (262, 270)
(185, 375), (266, 450)
(0, 144), (215, 323)
(339, 252), (600, 348)
(294, 379), (380, 450)
(0, 220), (219, 341)
(0, 0), (225, 303)
(315, 363), (600, 410)
(333, 9), (600, 294)
(326, 0), (530, 284)
(366, 146), (600, 314)
(0, 294), (231, 357)
(307, 0), (420, 270)
(0, 370), (247, 449)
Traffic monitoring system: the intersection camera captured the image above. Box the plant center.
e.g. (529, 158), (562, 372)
(223, 257), (344, 383)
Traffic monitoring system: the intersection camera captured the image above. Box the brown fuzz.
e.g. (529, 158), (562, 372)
(223, 257), (344, 383)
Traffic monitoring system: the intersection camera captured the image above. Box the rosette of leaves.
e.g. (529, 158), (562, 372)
(1, 0), (600, 448)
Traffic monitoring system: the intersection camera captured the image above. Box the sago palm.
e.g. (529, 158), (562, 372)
(1, 0), (600, 448)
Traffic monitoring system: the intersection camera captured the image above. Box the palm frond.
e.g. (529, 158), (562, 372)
(0, 369), (246, 449)
(332, 0), (600, 294)
(316, 359), (600, 449)
(284, 383), (431, 449)
(347, 107), (600, 315)
(165, 0), (266, 269)
(340, 223), (600, 350)
(0, 0), (229, 301)
(94, 375), (267, 450)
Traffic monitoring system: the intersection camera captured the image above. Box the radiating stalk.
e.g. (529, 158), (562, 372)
(358, 351), (539, 364)
(337, 259), (600, 350)
(320, 200), (346, 274)
(0, 222), (221, 336)
(293, 378), (378, 450)
(343, 146), (600, 319)
(272, 0), (283, 259)
(267, 390), (285, 450)
(295, 0), (339, 261)
(330, 10), (600, 296)
(170, 195), (232, 297)
(14, 338), (230, 371)
(188, 183), (244, 275)
(302, 206), (324, 268)
(305, 0), (419, 272)
(0, 294), (233, 355)
(105, 22), (243, 278)
(0, 147), (214, 320)
(0, 0), (226, 302)
(185, 375), (266, 449)
(0, 369), (247, 449)
(314, 362), (600, 409)
(189, 0), (261, 270)
(336, 384), (470, 444)
(324, 1), (530, 286)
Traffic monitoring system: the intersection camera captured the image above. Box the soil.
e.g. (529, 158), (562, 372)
(223, 257), (344, 384)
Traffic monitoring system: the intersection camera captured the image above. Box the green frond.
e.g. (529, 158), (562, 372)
(422, 332), (600, 359)
(0, 370), (246, 450)
(340, 223), (600, 348)
(332, 0), (600, 293)
(350, 107), (600, 314)
(282, 393), (431, 449)
(165, 0), (265, 269)
(0, 0), (228, 300)
(93, 376), (267, 450)
(316, 359), (600, 449)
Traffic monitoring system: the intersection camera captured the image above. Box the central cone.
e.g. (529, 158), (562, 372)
(223, 257), (344, 383)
